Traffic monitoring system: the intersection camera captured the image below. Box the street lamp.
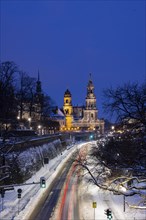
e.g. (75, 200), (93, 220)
(38, 125), (42, 135)
(17, 110), (20, 120)
(120, 186), (126, 212)
(111, 125), (115, 131)
(28, 117), (31, 129)
(124, 194), (126, 212)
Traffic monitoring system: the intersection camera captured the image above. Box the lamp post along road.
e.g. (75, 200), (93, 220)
(120, 186), (126, 212)
(28, 117), (31, 129)
(123, 194), (125, 212)
(38, 125), (42, 135)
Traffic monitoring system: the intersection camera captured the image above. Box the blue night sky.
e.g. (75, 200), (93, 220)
(0, 0), (145, 120)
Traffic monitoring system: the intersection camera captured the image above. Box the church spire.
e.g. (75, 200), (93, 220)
(38, 69), (40, 81)
(89, 72), (92, 80)
(36, 69), (42, 94)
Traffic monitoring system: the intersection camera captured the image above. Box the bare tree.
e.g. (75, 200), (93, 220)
(16, 72), (36, 119)
(75, 140), (146, 209)
(42, 94), (57, 119)
(103, 82), (146, 131)
(0, 61), (18, 132)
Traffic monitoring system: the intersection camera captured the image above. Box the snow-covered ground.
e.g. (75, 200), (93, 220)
(0, 142), (85, 220)
(0, 141), (145, 220)
(80, 179), (146, 220)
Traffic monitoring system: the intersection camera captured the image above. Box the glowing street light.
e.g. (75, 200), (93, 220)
(111, 126), (115, 130)
(38, 125), (42, 135)
(17, 110), (20, 120)
(28, 117), (31, 129)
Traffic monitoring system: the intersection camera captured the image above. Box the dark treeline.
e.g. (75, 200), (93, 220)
(0, 61), (57, 133)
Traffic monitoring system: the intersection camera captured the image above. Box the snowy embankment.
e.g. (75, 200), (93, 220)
(0, 141), (86, 220)
(77, 140), (146, 220)
(0, 140), (145, 220)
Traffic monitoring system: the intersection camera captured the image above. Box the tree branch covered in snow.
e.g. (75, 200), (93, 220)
(75, 140), (146, 209)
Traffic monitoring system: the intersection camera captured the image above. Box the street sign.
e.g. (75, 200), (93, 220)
(17, 188), (22, 194)
(4, 187), (14, 191)
(92, 201), (97, 208)
(44, 157), (49, 164)
(0, 188), (5, 198)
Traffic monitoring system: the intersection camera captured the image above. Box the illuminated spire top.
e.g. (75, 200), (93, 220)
(88, 72), (93, 87)
(64, 89), (71, 96)
(38, 69), (40, 81)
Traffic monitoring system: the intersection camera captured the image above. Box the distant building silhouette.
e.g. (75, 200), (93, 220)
(21, 70), (43, 123)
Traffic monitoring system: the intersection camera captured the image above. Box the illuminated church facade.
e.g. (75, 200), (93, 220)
(61, 75), (104, 134)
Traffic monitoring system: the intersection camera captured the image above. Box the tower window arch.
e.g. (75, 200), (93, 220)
(65, 109), (69, 114)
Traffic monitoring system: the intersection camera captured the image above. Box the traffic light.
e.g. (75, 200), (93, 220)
(107, 209), (112, 219)
(17, 188), (22, 199)
(40, 177), (46, 188)
(89, 134), (93, 140)
(105, 209), (112, 219)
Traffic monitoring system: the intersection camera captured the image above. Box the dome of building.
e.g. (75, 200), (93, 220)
(64, 89), (71, 96)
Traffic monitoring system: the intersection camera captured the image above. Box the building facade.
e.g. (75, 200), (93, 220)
(63, 89), (73, 129)
(62, 75), (104, 134)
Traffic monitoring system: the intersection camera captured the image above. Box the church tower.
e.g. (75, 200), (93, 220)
(63, 89), (73, 129)
(83, 74), (98, 124)
(36, 70), (42, 95)
(34, 70), (43, 121)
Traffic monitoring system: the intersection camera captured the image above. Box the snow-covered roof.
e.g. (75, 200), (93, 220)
(57, 108), (65, 116)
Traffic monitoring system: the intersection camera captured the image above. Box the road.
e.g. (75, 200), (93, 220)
(31, 158), (80, 220)
(57, 162), (79, 220)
